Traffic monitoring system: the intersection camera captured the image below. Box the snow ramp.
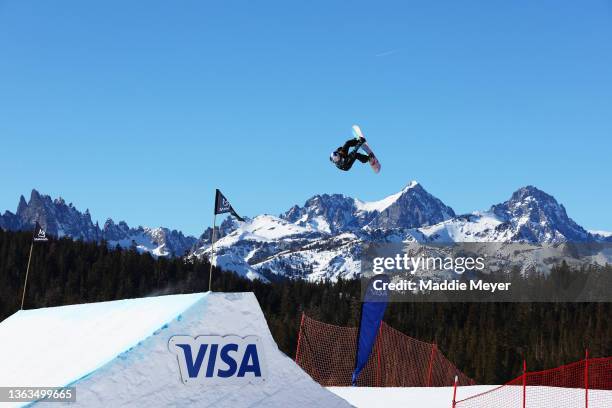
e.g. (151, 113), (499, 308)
(0, 292), (351, 408)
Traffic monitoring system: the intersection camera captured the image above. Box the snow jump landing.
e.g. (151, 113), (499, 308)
(0, 292), (351, 408)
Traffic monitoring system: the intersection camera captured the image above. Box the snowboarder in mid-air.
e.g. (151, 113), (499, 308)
(329, 138), (370, 171)
(330, 125), (381, 173)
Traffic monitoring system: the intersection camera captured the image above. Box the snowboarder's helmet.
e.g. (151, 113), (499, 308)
(330, 151), (341, 163)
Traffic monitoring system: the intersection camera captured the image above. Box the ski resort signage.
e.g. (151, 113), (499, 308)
(169, 335), (266, 385)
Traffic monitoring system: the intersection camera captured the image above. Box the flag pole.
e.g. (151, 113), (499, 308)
(208, 212), (217, 292)
(20, 241), (34, 310)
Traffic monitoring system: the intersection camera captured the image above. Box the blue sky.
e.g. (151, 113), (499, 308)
(1, 1), (610, 235)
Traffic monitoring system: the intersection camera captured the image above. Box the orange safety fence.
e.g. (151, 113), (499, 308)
(294, 313), (475, 387)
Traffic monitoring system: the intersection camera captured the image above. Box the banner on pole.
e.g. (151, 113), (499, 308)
(352, 274), (389, 386)
(33, 222), (48, 242)
(214, 189), (244, 221)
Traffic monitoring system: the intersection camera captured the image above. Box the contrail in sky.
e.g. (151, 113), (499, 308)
(375, 48), (401, 57)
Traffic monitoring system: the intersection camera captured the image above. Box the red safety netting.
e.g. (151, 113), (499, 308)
(455, 356), (612, 408)
(294, 313), (475, 387)
(588, 358), (612, 408)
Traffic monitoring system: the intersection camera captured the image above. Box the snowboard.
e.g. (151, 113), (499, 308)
(352, 125), (381, 173)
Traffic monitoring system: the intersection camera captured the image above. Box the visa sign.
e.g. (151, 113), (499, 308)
(169, 335), (266, 385)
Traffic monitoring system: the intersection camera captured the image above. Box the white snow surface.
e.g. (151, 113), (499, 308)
(0, 292), (350, 408)
(0, 293), (204, 391)
(236, 214), (315, 241)
(328, 386), (485, 408)
(355, 181), (419, 213)
(419, 212), (506, 242)
(589, 230), (612, 238)
(303, 215), (332, 234)
(253, 233), (362, 281)
(106, 231), (169, 257)
(328, 385), (612, 408)
(214, 251), (269, 282)
(217, 215), (315, 245)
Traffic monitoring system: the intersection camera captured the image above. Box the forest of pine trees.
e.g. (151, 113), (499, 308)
(0, 228), (609, 384)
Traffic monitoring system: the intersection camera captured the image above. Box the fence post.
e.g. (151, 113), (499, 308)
(295, 313), (305, 364)
(376, 323), (382, 387)
(522, 360), (527, 408)
(585, 349), (589, 408)
(451, 375), (458, 408)
(427, 343), (437, 387)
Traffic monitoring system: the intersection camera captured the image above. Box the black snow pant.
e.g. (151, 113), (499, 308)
(336, 139), (369, 171)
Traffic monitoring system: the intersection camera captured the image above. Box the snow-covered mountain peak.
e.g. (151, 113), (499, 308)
(2, 184), (608, 283)
(355, 180), (420, 213)
(281, 181), (454, 234)
(404, 180), (420, 190)
(12, 189), (100, 240)
(363, 181), (455, 230)
(490, 185), (589, 243)
(102, 218), (132, 241)
(0, 190), (197, 257)
(419, 186), (594, 244)
(498, 185), (573, 213)
(281, 193), (360, 234)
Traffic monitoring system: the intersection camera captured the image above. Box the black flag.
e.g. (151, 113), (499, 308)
(33, 221), (49, 242)
(214, 189), (244, 221)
